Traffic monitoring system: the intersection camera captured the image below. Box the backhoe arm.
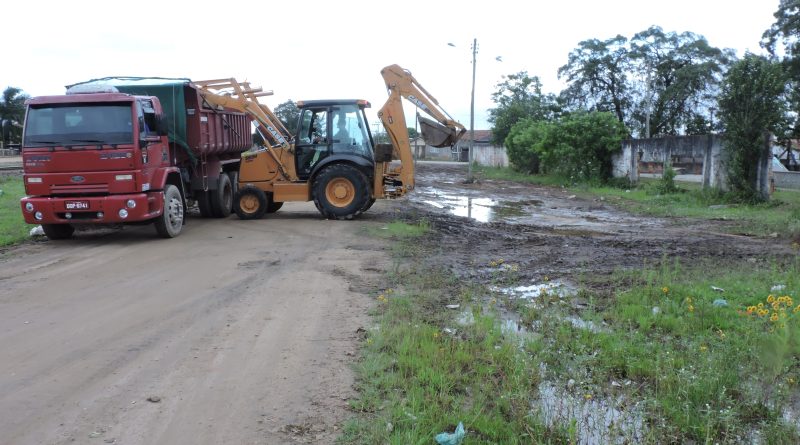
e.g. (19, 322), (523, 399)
(377, 64), (466, 197)
(193, 78), (297, 181)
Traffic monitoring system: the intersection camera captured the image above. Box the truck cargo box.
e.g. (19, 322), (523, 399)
(66, 77), (252, 159)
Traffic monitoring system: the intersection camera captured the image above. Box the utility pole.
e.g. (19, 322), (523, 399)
(468, 38), (477, 182)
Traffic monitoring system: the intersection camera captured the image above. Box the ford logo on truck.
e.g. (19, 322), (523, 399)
(71, 176), (85, 183)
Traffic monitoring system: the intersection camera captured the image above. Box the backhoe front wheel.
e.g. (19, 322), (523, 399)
(234, 185), (268, 220)
(313, 164), (370, 220)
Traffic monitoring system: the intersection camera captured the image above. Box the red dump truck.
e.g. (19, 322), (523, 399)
(19, 78), (251, 239)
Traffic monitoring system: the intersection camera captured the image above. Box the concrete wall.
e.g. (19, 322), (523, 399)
(775, 171), (800, 189)
(472, 145), (509, 167)
(614, 134), (776, 195)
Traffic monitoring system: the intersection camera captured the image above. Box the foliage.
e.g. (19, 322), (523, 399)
(273, 99), (300, 134)
(0, 87), (29, 144)
(558, 35), (631, 125)
(505, 112), (627, 182)
(654, 164), (679, 195)
(717, 54), (787, 202)
(558, 28), (732, 138)
(407, 127), (419, 139)
(0, 177), (29, 246)
(487, 72), (558, 146)
(628, 26), (733, 137)
(762, 0), (800, 137)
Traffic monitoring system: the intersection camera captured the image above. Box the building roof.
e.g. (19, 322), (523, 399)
(460, 130), (493, 143)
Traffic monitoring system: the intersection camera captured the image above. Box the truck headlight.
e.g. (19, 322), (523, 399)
(25, 203), (34, 212)
(126, 199), (136, 209)
(118, 209), (129, 219)
(34, 212), (43, 220)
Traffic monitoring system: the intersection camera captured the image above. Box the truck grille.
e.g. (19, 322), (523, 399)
(50, 184), (110, 195)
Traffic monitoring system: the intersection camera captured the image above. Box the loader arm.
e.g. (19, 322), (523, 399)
(193, 78), (298, 181)
(377, 64), (466, 198)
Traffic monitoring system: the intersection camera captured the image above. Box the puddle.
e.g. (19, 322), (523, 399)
(564, 316), (607, 333)
(417, 187), (537, 223)
(536, 381), (646, 445)
(492, 280), (572, 299)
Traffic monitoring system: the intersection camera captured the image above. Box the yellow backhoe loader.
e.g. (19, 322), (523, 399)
(194, 64), (466, 220)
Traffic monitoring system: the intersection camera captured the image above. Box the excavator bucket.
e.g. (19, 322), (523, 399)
(419, 116), (463, 148)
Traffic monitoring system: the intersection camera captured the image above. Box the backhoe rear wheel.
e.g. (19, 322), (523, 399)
(312, 164), (369, 220)
(234, 185), (268, 220)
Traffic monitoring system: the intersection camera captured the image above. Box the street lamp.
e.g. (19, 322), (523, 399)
(449, 39), (478, 183)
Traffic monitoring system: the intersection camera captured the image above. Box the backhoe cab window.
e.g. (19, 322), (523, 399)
(332, 106), (372, 158)
(24, 104), (133, 148)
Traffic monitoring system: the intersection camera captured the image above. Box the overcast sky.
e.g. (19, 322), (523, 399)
(2, 0), (780, 131)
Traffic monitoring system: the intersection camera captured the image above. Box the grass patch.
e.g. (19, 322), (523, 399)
(476, 165), (800, 239)
(0, 177), (29, 246)
(342, 222), (567, 444)
(535, 259), (800, 443)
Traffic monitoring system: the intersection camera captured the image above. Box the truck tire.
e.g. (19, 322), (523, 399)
(227, 171), (239, 200)
(359, 198), (376, 214)
(155, 184), (184, 238)
(197, 190), (213, 218)
(42, 224), (74, 240)
(234, 185), (268, 220)
(210, 174), (233, 218)
(312, 164), (369, 220)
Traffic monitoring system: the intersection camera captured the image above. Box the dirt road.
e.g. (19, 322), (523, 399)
(0, 202), (389, 445)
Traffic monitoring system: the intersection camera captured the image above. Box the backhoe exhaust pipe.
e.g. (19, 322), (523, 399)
(419, 116), (465, 148)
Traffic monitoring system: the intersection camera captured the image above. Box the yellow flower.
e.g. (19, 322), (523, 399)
(794, 305), (800, 313)
(767, 295), (776, 303)
(544, 276), (550, 282)
(717, 329), (726, 339)
(688, 305), (695, 313)
(584, 394), (592, 400)
(366, 338), (373, 345)
(788, 377), (796, 385)
(746, 306), (756, 314)
(771, 313), (779, 322)
(758, 302), (764, 309)
(699, 345), (708, 352)
(662, 287), (669, 294)
(490, 298), (497, 305)
(685, 297), (692, 303)
(433, 332), (440, 339)
(759, 309), (770, 317)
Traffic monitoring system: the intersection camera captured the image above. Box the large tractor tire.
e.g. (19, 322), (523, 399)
(234, 185), (268, 220)
(312, 164), (370, 220)
(210, 174), (233, 218)
(42, 224), (75, 240)
(154, 184), (184, 238)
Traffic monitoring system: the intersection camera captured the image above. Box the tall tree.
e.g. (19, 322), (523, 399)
(0, 87), (29, 145)
(629, 26), (733, 137)
(558, 35), (631, 125)
(273, 100), (300, 134)
(487, 71), (558, 146)
(762, 0), (800, 137)
(718, 54), (787, 202)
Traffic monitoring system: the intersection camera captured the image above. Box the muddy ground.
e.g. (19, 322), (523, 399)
(0, 161), (795, 445)
(403, 162), (796, 293)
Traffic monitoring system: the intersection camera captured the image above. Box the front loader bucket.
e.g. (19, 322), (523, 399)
(419, 116), (463, 148)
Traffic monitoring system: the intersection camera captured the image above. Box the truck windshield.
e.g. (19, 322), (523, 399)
(24, 103), (133, 148)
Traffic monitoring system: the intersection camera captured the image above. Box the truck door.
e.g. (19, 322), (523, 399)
(294, 108), (329, 180)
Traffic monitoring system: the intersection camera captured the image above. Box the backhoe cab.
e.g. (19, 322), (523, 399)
(193, 65), (465, 220)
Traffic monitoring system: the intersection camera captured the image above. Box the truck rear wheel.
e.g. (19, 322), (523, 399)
(42, 224), (74, 240)
(197, 190), (213, 218)
(234, 185), (268, 220)
(155, 184), (184, 238)
(312, 164), (369, 220)
(210, 174), (233, 218)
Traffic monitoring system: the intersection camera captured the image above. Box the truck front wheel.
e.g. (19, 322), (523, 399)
(155, 184), (184, 238)
(312, 164), (369, 220)
(42, 224), (74, 240)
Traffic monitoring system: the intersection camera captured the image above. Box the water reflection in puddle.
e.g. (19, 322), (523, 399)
(417, 188), (535, 223)
(492, 281), (571, 299)
(537, 381), (646, 445)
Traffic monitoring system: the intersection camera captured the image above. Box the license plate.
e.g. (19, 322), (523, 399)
(65, 201), (89, 210)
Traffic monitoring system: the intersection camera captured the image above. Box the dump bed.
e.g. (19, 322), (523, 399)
(67, 78), (252, 159)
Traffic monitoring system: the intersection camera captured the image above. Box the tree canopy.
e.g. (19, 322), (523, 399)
(762, 0), (800, 137)
(0, 87), (29, 145)
(487, 71), (558, 146)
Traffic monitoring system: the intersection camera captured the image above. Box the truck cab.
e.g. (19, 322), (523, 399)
(20, 86), (181, 239)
